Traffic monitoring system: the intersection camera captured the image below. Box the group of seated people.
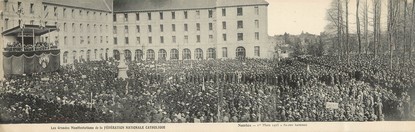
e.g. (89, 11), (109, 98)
(4, 42), (58, 52)
(0, 55), (414, 123)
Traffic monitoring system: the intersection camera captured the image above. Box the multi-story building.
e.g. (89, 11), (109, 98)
(112, 0), (271, 61)
(1, 0), (272, 78)
(1, 0), (114, 65)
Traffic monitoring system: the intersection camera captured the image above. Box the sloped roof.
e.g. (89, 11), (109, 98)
(43, 0), (113, 12)
(114, 0), (268, 12)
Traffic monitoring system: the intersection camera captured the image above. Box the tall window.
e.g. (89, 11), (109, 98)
(208, 48), (216, 59)
(196, 10), (200, 19)
(160, 12), (164, 20)
(158, 49), (167, 60)
(255, 20), (259, 28)
(184, 24), (188, 31)
(208, 10), (213, 18)
(135, 50), (143, 61)
(113, 26), (117, 34)
(64, 36), (67, 45)
(172, 36), (176, 43)
(171, 12), (176, 19)
(196, 23), (200, 31)
(63, 23), (67, 32)
(222, 47), (228, 58)
(136, 37), (140, 44)
(222, 21), (226, 29)
(237, 21), (243, 29)
(209, 23), (213, 30)
(255, 32), (260, 40)
(113, 14), (117, 21)
(146, 49), (155, 60)
(160, 36), (164, 43)
(124, 13), (128, 21)
(148, 25), (152, 32)
(72, 36), (76, 45)
(170, 49), (179, 60)
(222, 8), (226, 16)
(124, 26), (128, 33)
(125, 37), (129, 44)
(160, 24), (164, 32)
(148, 37), (152, 44)
(136, 25), (140, 33)
(223, 34), (227, 41)
(172, 24), (176, 32)
(184, 11), (188, 19)
(237, 7), (243, 16)
(148, 13), (152, 20)
(87, 36), (90, 44)
(136, 13), (140, 21)
(237, 33), (243, 41)
(195, 48), (203, 60)
(255, 6), (259, 15)
(196, 35), (201, 43)
(184, 35), (189, 43)
(209, 35), (213, 42)
(114, 37), (117, 45)
(254, 46), (260, 57)
(30, 3), (35, 14)
(183, 49), (191, 60)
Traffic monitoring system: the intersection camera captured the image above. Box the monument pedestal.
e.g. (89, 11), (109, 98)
(117, 52), (128, 79)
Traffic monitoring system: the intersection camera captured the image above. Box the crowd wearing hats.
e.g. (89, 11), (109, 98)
(4, 42), (58, 52)
(0, 55), (414, 123)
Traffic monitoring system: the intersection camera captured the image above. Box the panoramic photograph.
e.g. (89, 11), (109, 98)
(0, 0), (414, 126)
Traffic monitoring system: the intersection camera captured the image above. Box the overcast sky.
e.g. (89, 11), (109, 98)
(267, 0), (332, 36)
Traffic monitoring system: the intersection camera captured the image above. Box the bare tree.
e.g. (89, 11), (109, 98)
(364, 0), (369, 55)
(345, 0), (350, 64)
(357, 0), (362, 59)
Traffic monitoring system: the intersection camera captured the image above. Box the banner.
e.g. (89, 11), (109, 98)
(325, 102), (339, 109)
(3, 52), (60, 75)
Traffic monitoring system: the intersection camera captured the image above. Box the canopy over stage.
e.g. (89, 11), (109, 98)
(2, 25), (57, 36)
(2, 25), (60, 75)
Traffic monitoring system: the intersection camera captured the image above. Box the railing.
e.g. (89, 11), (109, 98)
(3, 46), (59, 52)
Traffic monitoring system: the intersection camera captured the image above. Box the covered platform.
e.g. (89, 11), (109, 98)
(2, 25), (60, 75)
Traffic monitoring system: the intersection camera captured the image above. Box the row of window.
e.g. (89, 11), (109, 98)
(114, 20), (260, 34)
(114, 46), (260, 61)
(10, 2), (110, 20)
(114, 32), (260, 45)
(114, 6), (260, 22)
(63, 49), (109, 63)
(60, 36), (110, 45)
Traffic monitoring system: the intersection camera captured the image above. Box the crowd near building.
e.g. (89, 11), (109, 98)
(112, 0), (271, 61)
(1, 0), (271, 63)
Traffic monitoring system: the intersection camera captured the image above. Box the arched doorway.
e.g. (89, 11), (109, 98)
(80, 50), (85, 61)
(183, 48), (191, 60)
(170, 49), (179, 60)
(207, 48), (216, 59)
(158, 49), (167, 61)
(72, 51), (77, 63)
(124, 50), (132, 62)
(195, 48), (203, 60)
(105, 48), (109, 60)
(135, 49), (143, 61)
(236, 46), (246, 59)
(100, 48), (104, 60)
(87, 50), (91, 61)
(113, 50), (120, 60)
(63, 51), (68, 64)
(146, 49), (155, 61)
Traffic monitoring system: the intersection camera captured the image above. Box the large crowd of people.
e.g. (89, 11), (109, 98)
(0, 55), (414, 123)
